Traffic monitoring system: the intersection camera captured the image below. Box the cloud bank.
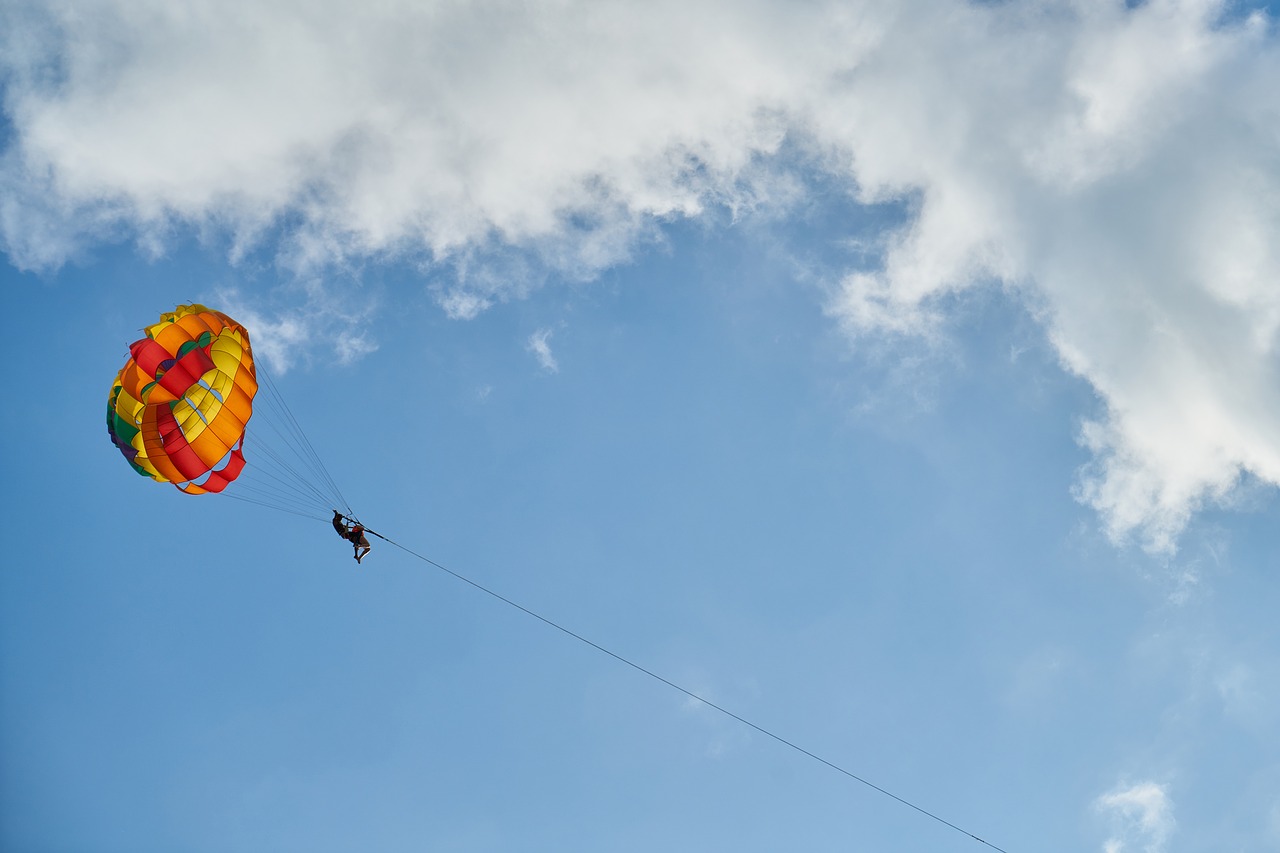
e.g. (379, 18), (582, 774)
(4, 0), (1280, 551)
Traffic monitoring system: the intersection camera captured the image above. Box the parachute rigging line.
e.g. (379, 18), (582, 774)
(223, 361), (354, 519)
(257, 363), (352, 514)
(359, 525), (1012, 853)
(221, 491), (329, 521)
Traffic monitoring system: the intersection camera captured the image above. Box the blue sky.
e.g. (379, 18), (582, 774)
(4, 1), (1280, 851)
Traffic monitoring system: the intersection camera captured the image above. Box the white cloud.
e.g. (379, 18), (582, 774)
(334, 329), (379, 365)
(1095, 781), (1176, 853)
(437, 290), (493, 323)
(216, 282), (377, 374)
(821, 0), (1280, 554)
(527, 328), (559, 373)
(0, 0), (825, 277)
(4, 0), (1280, 550)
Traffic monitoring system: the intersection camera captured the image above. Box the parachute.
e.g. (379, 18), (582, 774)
(107, 303), (352, 519)
(107, 304), (256, 494)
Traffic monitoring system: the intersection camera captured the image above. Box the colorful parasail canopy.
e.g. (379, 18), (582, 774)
(107, 304), (257, 494)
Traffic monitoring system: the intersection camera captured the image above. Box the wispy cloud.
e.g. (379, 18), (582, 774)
(216, 281), (378, 374)
(4, 0), (1280, 549)
(526, 328), (559, 373)
(1095, 781), (1176, 853)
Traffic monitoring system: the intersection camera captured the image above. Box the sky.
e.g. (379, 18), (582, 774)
(3, 0), (1280, 850)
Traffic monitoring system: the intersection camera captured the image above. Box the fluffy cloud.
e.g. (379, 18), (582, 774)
(3, 0), (1280, 550)
(822, 0), (1280, 553)
(1095, 781), (1176, 853)
(0, 0), (828, 276)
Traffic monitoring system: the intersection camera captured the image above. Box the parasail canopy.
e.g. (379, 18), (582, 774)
(106, 303), (257, 494)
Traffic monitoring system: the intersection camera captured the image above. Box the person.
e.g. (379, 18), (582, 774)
(349, 522), (372, 564)
(332, 510), (372, 563)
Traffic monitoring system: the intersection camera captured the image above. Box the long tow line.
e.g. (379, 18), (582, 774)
(347, 520), (1011, 853)
(224, 365), (1008, 851)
